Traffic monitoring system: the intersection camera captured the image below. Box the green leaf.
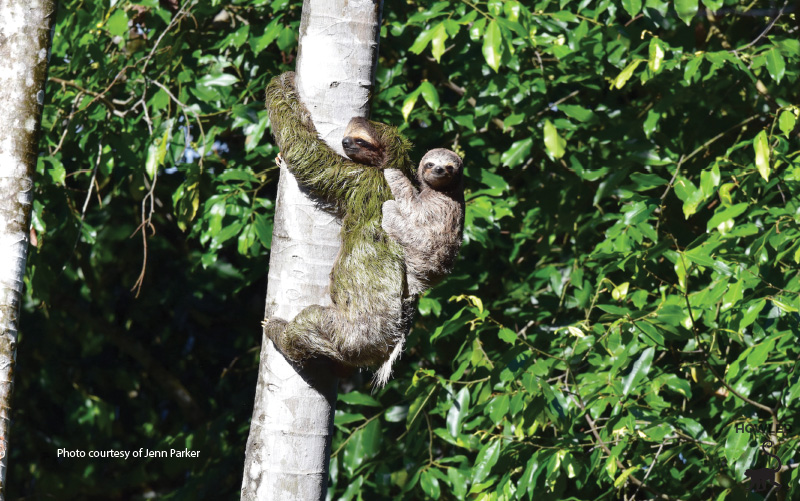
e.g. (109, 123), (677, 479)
(543, 120), (566, 159)
(683, 55), (703, 82)
(251, 16), (284, 55)
(487, 0), (503, 16)
(253, 213), (273, 250)
(701, 0), (723, 10)
(472, 440), (501, 484)
(740, 299), (765, 329)
(418, 81), (440, 111)
(517, 454), (543, 495)
(643, 109), (660, 138)
(501, 137), (533, 167)
(145, 142), (159, 180)
(662, 374), (692, 398)
(614, 466), (638, 487)
(612, 282), (629, 301)
(779, 110), (796, 137)
(338, 391), (381, 407)
(198, 74), (239, 87)
(334, 411), (365, 426)
(42, 156), (66, 186)
(469, 17), (486, 42)
(276, 26), (296, 52)
(718, 183), (735, 206)
(384, 405), (408, 423)
(621, 347), (654, 396)
(410, 26), (435, 54)
(430, 23), (448, 62)
(498, 328), (517, 344)
(629, 172), (667, 190)
(420, 470), (441, 498)
(765, 48), (786, 83)
(504, 1), (522, 22)
(706, 202), (748, 232)
(401, 86), (422, 121)
(487, 394), (509, 423)
(746, 338), (775, 367)
(674, 0), (698, 25)
(721, 280), (743, 311)
(446, 387), (470, 438)
(673, 176), (703, 218)
(675, 254), (687, 290)
(700, 164), (721, 198)
(623, 201), (654, 224)
(145, 126), (171, 180)
(622, 0), (643, 17)
(559, 104), (595, 122)
(343, 419), (380, 475)
(482, 20), (503, 72)
(773, 297), (799, 313)
(106, 9), (128, 38)
(648, 38), (665, 72)
(611, 60), (642, 89)
(753, 130), (770, 181)
(724, 425), (749, 464)
(237, 222), (256, 254)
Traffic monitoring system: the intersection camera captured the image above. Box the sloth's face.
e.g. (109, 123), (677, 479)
(342, 117), (385, 167)
(419, 149), (462, 190)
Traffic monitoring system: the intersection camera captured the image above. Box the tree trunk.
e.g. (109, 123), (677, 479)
(241, 1), (383, 499)
(0, 0), (57, 496)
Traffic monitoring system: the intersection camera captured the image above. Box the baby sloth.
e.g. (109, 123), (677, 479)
(381, 149), (465, 296)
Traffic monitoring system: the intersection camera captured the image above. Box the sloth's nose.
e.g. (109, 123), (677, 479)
(342, 137), (353, 149)
(433, 165), (445, 175)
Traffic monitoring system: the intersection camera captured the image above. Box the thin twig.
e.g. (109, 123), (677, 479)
(631, 441), (666, 499)
(731, 1), (788, 54)
(683, 294), (774, 415)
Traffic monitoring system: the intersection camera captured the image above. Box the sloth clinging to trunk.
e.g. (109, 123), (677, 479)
(264, 72), (465, 386)
(264, 72), (415, 386)
(381, 149), (466, 296)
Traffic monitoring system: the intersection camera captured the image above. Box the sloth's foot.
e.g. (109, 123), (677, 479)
(262, 317), (309, 363)
(262, 317), (288, 344)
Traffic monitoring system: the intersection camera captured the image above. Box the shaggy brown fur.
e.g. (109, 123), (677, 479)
(381, 149), (465, 296)
(263, 72), (416, 386)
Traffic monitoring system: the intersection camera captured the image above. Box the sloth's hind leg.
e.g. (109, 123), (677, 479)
(266, 304), (394, 367)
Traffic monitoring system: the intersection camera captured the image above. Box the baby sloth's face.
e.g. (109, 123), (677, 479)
(419, 148), (462, 191)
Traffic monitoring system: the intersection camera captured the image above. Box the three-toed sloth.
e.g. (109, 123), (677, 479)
(264, 72), (464, 386)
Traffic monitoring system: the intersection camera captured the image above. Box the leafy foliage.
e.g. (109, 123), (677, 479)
(12, 0), (800, 499)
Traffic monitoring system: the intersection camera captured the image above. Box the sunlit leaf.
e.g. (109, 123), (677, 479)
(430, 23), (448, 62)
(621, 0), (642, 17)
(401, 86), (422, 121)
(611, 60), (642, 89)
(543, 119), (566, 159)
(753, 130), (770, 181)
(418, 81), (440, 111)
(482, 20), (503, 72)
(648, 38), (664, 72)
(675, 0), (698, 25)
(501, 137), (533, 167)
(779, 110), (796, 137)
(765, 48), (786, 83)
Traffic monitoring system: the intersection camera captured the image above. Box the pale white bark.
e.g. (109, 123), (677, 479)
(241, 1), (383, 500)
(0, 0), (57, 496)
